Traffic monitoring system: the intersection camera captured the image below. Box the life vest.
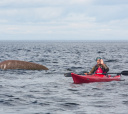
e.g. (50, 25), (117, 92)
(95, 67), (103, 74)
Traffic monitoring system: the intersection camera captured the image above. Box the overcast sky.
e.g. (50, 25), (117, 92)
(0, 0), (128, 40)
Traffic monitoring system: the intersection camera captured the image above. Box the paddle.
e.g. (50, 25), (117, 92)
(64, 72), (84, 77)
(64, 71), (128, 77)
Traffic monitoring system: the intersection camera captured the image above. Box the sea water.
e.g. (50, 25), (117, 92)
(0, 41), (128, 114)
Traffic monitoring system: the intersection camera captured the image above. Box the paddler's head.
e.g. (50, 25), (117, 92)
(96, 57), (101, 64)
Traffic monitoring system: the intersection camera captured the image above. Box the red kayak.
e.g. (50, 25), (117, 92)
(71, 73), (121, 84)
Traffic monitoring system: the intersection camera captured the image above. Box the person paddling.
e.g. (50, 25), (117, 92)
(84, 57), (109, 75)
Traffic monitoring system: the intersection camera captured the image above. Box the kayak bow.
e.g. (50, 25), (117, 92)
(71, 73), (121, 84)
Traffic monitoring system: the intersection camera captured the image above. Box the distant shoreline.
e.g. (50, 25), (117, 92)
(0, 40), (128, 43)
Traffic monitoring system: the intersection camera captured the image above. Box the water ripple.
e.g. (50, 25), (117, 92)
(0, 41), (128, 114)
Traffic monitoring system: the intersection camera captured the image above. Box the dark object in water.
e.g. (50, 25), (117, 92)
(0, 60), (49, 70)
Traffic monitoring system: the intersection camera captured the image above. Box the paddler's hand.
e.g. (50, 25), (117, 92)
(100, 59), (108, 69)
(84, 72), (91, 75)
(84, 73), (88, 75)
(100, 59), (104, 65)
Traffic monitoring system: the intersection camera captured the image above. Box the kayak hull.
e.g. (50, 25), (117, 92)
(71, 73), (121, 84)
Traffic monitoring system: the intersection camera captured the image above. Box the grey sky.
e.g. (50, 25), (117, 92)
(0, 0), (128, 40)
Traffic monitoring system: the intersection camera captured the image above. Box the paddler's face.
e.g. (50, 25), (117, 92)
(97, 59), (101, 65)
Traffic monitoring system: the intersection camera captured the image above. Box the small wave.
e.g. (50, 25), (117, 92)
(90, 104), (112, 108)
(97, 51), (104, 53)
(68, 89), (78, 91)
(66, 68), (72, 71)
(121, 94), (128, 97)
(123, 101), (128, 105)
(70, 66), (83, 70)
(105, 59), (119, 62)
(0, 99), (15, 106)
(61, 102), (79, 109)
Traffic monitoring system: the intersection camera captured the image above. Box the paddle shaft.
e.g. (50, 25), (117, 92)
(64, 71), (128, 77)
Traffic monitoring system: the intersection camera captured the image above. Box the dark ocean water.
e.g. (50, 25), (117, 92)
(0, 41), (128, 114)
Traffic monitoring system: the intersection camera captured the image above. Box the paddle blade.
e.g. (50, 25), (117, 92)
(64, 73), (72, 77)
(121, 71), (128, 75)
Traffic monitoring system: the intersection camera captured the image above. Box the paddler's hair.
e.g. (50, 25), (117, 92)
(96, 57), (101, 61)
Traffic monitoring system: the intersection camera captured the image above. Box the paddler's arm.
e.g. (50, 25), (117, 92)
(102, 64), (109, 72)
(101, 59), (109, 72)
(84, 66), (95, 75)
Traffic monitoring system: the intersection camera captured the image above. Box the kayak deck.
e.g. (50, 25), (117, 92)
(71, 73), (121, 84)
